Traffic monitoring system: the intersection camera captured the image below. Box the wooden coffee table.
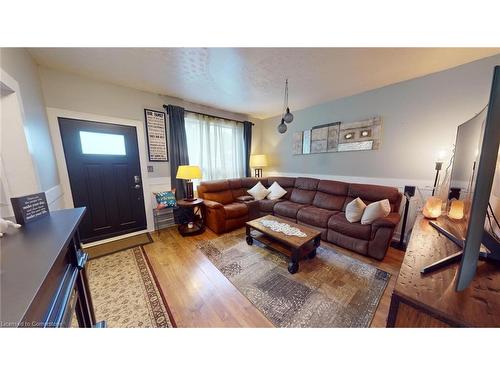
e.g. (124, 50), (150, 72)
(245, 215), (321, 274)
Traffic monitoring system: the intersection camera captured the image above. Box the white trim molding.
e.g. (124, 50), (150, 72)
(45, 184), (64, 210)
(265, 170), (434, 242)
(45, 107), (154, 236)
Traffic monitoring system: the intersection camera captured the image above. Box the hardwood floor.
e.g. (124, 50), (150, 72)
(143, 226), (404, 328)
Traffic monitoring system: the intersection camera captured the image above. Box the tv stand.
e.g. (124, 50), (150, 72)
(421, 219), (500, 274)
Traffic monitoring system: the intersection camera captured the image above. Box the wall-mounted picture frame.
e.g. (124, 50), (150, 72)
(144, 109), (169, 162)
(292, 117), (381, 155)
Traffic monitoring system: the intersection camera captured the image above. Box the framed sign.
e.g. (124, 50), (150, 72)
(10, 192), (49, 225)
(144, 109), (168, 162)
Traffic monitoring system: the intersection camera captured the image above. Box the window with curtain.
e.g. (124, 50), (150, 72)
(184, 112), (246, 183)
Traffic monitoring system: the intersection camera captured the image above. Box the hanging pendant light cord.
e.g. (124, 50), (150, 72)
(283, 79), (288, 117)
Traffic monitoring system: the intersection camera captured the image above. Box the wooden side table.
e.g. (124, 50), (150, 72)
(176, 198), (205, 236)
(386, 215), (500, 327)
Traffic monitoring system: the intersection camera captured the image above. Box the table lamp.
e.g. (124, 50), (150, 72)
(448, 199), (465, 220)
(423, 196), (442, 219)
(176, 165), (202, 201)
(249, 154), (268, 178)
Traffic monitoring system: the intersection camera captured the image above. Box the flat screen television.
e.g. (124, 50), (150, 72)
(422, 65), (500, 292)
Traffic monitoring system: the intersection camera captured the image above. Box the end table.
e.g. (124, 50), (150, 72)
(176, 198), (205, 236)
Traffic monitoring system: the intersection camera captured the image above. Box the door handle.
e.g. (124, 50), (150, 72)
(133, 184), (141, 190)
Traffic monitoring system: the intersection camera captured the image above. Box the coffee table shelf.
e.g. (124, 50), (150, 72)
(245, 215), (321, 274)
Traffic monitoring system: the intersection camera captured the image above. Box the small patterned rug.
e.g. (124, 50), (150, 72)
(197, 229), (390, 327)
(86, 247), (174, 328)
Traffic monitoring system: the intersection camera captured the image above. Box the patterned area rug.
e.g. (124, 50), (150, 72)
(86, 247), (174, 328)
(197, 230), (390, 327)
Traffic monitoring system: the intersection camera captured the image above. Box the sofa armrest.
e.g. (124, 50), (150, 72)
(371, 212), (401, 231)
(203, 199), (224, 209)
(202, 199), (226, 234)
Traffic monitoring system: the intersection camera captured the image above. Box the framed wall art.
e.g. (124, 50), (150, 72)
(293, 117), (381, 155)
(145, 109), (169, 162)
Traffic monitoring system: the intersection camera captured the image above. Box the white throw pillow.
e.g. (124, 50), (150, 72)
(361, 199), (391, 224)
(345, 197), (366, 223)
(266, 181), (287, 200)
(247, 182), (269, 201)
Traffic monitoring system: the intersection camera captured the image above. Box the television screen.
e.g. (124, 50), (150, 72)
(449, 107), (487, 225)
(455, 66), (500, 291)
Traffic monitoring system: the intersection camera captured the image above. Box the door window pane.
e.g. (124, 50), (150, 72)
(79, 131), (126, 155)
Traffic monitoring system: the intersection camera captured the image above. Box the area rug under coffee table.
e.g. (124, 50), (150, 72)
(197, 229), (390, 327)
(86, 247), (174, 328)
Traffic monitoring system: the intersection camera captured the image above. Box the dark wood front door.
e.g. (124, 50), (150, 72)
(59, 118), (147, 243)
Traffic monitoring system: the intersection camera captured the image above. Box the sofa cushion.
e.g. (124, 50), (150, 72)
(259, 198), (282, 212)
(199, 179), (230, 192)
(297, 206), (337, 228)
(274, 201), (308, 219)
(241, 177), (268, 188)
(267, 176), (296, 188)
(361, 199), (391, 224)
(267, 181), (287, 200)
(203, 190), (234, 205)
(227, 178), (242, 190)
(328, 213), (371, 240)
(223, 202), (249, 219)
(345, 183), (401, 213)
(228, 178), (247, 199)
(267, 177), (295, 200)
(290, 177), (319, 205)
(312, 180), (348, 211)
(247, 181), (269, 200)
(235, 195), (254, 202)
(295, 177), (320, 190)
(345, 197), (366, 223)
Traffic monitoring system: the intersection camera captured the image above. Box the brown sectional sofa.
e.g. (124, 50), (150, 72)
(197, 176), (402, 260)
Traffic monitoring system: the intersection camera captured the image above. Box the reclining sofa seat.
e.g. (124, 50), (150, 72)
(197, 176), (401, 260)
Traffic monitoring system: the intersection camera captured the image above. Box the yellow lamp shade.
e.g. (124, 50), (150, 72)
(176, 165), (202, 180)
(250, 154), (268, 168)
(423, 197), (442, 219)
(448, 200), (465, 220)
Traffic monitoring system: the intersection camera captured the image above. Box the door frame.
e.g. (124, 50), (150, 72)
(46, 107), (153, 245)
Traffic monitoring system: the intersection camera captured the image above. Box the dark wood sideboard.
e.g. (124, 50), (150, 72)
(0, 208), (99, 328)
(387, 215), (500, 327)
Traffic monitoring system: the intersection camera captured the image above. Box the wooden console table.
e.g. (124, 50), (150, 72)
(387, 215), (500, 327)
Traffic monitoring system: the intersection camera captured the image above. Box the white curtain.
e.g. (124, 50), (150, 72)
(185, 113), (246, 184)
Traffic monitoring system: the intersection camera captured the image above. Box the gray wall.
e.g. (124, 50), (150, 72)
(257, 54), (500, 187)
(0, 48), (59, 191)
(38, 66), (261, 179)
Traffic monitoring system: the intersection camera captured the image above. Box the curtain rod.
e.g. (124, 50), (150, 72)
(163, 104), (254, 125)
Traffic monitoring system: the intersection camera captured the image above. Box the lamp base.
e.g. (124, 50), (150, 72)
(254, 169), (263, 178)
(185, 180), (195, 200)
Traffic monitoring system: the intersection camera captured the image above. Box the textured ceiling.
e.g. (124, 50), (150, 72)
(29, 48), (500, 119)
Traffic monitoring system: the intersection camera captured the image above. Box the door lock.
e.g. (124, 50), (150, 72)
(134, 175), (141, 183)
